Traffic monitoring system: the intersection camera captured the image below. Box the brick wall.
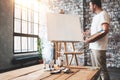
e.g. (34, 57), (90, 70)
(47, 0), (120, 68)
(84, 0), (120, 68)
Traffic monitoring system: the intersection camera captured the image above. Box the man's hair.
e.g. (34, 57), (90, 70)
(90, 0), (102, 8)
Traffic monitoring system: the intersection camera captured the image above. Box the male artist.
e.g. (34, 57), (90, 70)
(84, 0), (110, 80)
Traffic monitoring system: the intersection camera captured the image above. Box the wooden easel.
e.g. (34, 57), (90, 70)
(53, 41), (83, 66)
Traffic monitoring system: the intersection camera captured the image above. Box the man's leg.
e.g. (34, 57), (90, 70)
(91, 50), (110, 80)
(90, 50), (96, 66)
(91, 50), (102, 80)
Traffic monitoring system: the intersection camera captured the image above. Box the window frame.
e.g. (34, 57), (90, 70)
(13, 0), (40, 54)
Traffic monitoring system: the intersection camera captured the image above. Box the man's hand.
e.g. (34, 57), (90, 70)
(84, 39), (90, 45)
(83, 23), (109, 44)
(83, 30), (91, 37)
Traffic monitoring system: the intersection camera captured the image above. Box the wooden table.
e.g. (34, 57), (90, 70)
(39, 66), (100, 80)
(0, 65), (100, 80)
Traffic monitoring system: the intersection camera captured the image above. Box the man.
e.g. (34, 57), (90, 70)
(84, 0), (110, 80)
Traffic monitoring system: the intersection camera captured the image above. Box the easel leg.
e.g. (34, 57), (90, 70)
(65, 54), (69, 66)
(54, 42), (58, 60)
(69, 54), (74, 65)
(64, 42), (69, 66)
(75, 54), (78, 66)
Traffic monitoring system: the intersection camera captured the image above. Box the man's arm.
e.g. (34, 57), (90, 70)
(84, 23), (109, 44)
(83, 29), (91, 36)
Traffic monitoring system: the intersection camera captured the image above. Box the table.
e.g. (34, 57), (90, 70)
(0, 65), (100, 80)
(39, 66), (100, 80)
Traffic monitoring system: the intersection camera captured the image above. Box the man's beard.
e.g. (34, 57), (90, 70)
(91, 9), (95, 13)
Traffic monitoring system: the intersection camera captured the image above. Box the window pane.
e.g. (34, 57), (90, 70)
(22, 21), (27, 34)
(34, 12), (38, 23)
(28, 22), (34, 34)
(15, 5), (21, 19)
(14, 19), (21, 33)
(15, 0), (22, 5)
(39, 14), (40, 24)
(34, 23), (38, 35)
(28, 10), (32, 22)
(22, 8), (27, 20)
(14, 36), (21, 52)
(28, 22), (31, 34)
(33, 1), (39, 11)
(27, 2), (32, 9)
(31, 11), (34, 22)
(34, 38), (37, 51)
(31, 23), (34, 34)
(22, 37), (27, 52)
(14, 0), (40, 53)
(21, 0), (28, 7)
(28, 37), (34, 51)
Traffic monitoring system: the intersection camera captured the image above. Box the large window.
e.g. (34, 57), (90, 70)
(14, 0), (40, 54)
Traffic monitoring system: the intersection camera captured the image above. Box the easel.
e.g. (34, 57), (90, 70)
(53, 41), (83, 66)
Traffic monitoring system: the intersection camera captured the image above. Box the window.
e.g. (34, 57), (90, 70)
(14, 0), (40, 54)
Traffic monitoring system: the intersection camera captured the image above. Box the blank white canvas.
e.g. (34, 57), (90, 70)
(47, 13), (84, 42)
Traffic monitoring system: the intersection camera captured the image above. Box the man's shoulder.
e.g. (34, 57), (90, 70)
(99, 10), (110, 20)
(101, 10), (109, 16)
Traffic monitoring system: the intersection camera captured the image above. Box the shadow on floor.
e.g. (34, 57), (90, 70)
(108, 67), (120, 80)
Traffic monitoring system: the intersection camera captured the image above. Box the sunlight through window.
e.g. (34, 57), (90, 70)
(14, 0), (40, 54)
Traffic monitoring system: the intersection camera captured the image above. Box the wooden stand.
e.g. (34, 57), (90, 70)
(53, 41), (83, 66)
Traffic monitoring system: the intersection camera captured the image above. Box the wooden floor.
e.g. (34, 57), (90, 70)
(0, 64), (100, 80)
(0, 64), (44, 80)
(0, 64), (120, 80)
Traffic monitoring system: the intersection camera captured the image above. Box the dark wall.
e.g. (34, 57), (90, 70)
(0, 0), (39, 72)
(0, 0), (14, 70)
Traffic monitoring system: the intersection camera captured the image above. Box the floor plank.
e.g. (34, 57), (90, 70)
(0, 64), (100, 80)
(66, 69), (98, 80)
(0, 64), (119, 80)
(0, 64), (43, 80)
(54, 69), (79, 80)
(11, 69), (50, 80)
